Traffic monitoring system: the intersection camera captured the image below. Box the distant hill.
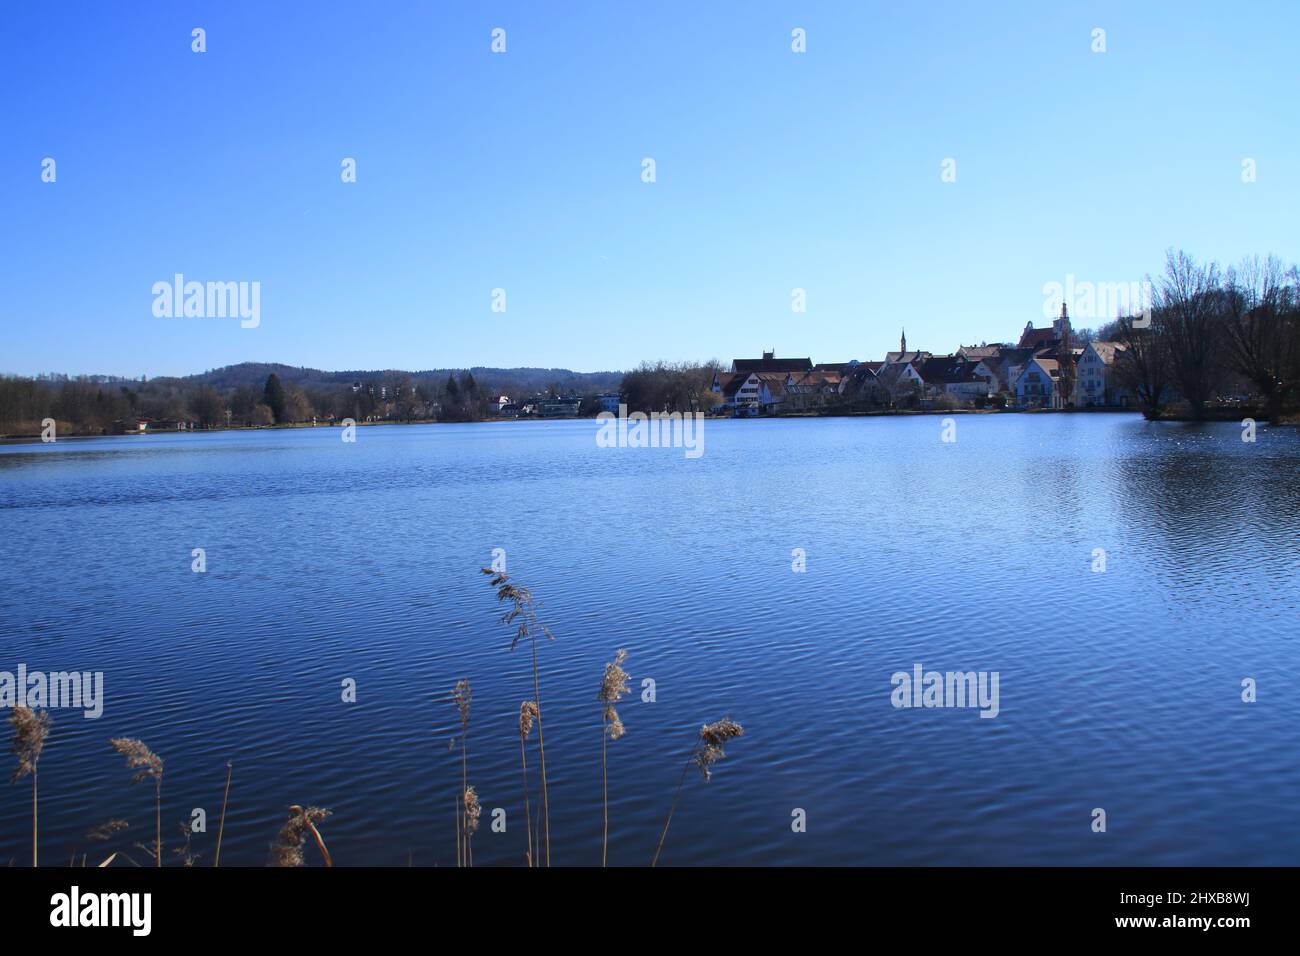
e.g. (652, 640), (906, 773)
(170, 362), (624, 398)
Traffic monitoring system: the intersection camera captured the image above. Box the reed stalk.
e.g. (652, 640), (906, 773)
(462, 786), (480, 866)
(108, 738), (163, 868)
(214, 761), (233, 867)
(8, 706), (50, 868)
(652, 718), (743, 867)
(597, 650), (629, 867)
(451, 679), (471, 866)
(518, 701), (539, 866)
(483, 569), (555, 865)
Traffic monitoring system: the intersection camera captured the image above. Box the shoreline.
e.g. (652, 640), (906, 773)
(4, 405), (1287, 443)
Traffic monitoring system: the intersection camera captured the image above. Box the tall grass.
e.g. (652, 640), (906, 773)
(483, 568), (555, 866)
(597, 650), (630, 866)
(108, 738), (163, 868)
(8, 706), (50, 867)
(463, 786), (481, 865)
(652, 718), (744, 867)
(450, 679), (471, 866)
(518, 701), (539, 866)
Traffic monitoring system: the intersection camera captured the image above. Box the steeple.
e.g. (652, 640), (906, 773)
(900, 328), (907, 353)
(1055, 301), (1072, 339)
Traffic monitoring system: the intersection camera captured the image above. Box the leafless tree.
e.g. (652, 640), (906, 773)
(1113, 310), (1172, 420)
(1220, 256), (1300, 421)
(1155, 250), (1222, 419)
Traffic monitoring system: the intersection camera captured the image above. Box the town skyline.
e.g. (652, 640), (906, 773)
(6, 308), (1094, 382)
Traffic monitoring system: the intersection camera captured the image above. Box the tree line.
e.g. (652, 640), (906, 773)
(0, 369), (505, 436)
(617, 361), (719, 414)
(1104, 251), (1300, 421)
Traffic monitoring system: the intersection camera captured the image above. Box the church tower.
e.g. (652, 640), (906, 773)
(1053, 302), (1071, 340)
(900, 328), (907, 353)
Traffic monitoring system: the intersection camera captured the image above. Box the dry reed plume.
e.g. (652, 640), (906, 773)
(450, 678), (472, 866)
(597, 649), (630, 866)
(269, 805), (333, 867)
(9, 706), (51, 867)
(518, 700), (539, 866)
(86, 819), (129, 842)
(482, 567), (555, 865)
(463, 786), (481, 864)
(108, 737), (164, 868)
(652, 718), (744, 867)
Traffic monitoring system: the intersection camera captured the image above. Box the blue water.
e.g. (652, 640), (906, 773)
(1, 414), (1297, 866)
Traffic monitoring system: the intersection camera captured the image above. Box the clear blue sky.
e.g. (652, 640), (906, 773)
(3, 1), (1297, 377)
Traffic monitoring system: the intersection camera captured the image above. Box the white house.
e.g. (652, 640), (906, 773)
(1075, 341), (1129, 407)
(967, 359), (999, 392)
(730, 371), (789, 414)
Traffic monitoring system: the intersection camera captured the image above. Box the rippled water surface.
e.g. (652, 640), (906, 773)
(1, 415), (1297, 866)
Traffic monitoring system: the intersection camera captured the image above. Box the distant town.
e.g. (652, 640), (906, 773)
(4, 250), (1298, 436)
(708, 308), (1118, 417)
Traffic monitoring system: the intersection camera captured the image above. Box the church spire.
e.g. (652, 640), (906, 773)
(900, 328), (907, 353)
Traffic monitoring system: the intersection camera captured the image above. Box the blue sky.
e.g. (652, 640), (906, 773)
(2, 1), (1297, 377)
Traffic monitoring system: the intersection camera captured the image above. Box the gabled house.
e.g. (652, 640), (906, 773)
(970, 359), (1004, 394)
(990, 346), (1036, 398)
(913, 356), (996, 405)
(1015, 357), (1062, 408)
(1075, 341), (1130, 407)
(729, 371), (789, 414)
(839, 362), (887, 406)
(785, 367), (845, 411)
(875, 360), (925, 406)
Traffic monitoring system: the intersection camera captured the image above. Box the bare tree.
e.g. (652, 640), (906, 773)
(1220, 256), (1300, 422)
(1113, 311), (1171, 420)
(1156, 250), (1222, 419)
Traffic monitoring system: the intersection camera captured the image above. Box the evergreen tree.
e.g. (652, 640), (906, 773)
(263, 373), (286, 424)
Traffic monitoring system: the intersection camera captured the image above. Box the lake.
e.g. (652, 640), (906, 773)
(1, 414), (1297, 866)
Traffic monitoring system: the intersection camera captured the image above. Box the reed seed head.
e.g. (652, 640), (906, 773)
(452, 679), (471, 731)
(519, 700), (539, 740)
(598, 649), (631, 741)
(463, 786), (481, 836)
(8, 706), (50, 782)
(694, 717), (744, 781)
(269, 804), (331, 867)
(108, 737), (163, 785)
(482, 569), (553, 648)
(86, 819), (130, 842)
